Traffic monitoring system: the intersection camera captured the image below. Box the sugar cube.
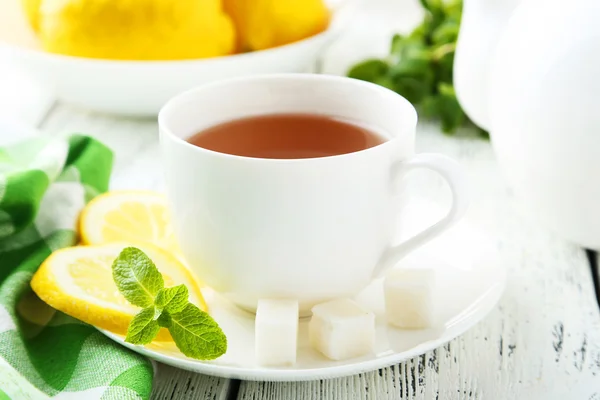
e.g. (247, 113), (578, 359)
(384, 268), (435, 329)
(255, 299), (299, 366)
(309, 298), (375, 361)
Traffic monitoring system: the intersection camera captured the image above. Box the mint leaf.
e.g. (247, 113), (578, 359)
(347, 59), (389, 83)
(168, 303), (227, 360)
(157, 312), (172, 328)
(155, 285), (188, 313)
(125, 307), (161, 345)
(112, 247), (164, 308)
(437, 82), (465, 133)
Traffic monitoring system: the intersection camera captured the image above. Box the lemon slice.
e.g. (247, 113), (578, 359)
(31, 243), (206, 341)
(80, 191), (179, 252)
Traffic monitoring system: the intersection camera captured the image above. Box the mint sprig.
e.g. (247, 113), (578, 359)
(112, 247), (227, 360)
(347, 0), (487, 137)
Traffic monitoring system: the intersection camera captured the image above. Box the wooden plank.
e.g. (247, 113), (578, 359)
(238, 125), (600, 399)
(590, 252), (600, 307)
(151, 363), (231, 400)
(38, 103), (232, 400)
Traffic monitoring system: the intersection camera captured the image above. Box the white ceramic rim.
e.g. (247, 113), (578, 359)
(158, 73), (418, 164)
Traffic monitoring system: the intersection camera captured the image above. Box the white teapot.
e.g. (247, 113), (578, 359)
(454, 0), (600, 248)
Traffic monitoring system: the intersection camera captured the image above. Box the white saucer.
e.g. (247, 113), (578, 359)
(100, 201), (506, 381)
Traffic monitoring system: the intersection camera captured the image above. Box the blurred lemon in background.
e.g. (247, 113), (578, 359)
(21, 0), (41, 31)
(17, 0), (331, 60)
(24, 0), (236, 60)
(224, 0), (330, 51)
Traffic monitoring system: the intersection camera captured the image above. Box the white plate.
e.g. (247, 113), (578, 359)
(100, 200), (506, 381)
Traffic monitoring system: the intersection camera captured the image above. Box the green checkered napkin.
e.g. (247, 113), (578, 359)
(0, 135), (153, 399)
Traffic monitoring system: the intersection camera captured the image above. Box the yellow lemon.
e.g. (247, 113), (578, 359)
(224, 0), (330, 51)
(21, 0), (42, 32)
(31, 243), (206, 340)
(80, 190), (179, 252)
(34, 0), (235, 60)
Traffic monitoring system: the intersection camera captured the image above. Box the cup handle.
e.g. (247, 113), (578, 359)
(372, 153), (470, 278)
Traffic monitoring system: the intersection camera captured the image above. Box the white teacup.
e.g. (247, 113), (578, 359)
(159, 74), (469, 314)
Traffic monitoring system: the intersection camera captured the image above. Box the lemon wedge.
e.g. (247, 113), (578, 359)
(31, 243), (206, 340)
(80, 191), (179, 252)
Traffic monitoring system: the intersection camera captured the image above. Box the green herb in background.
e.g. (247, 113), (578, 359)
(112, 247), (227, 360)
(348, 0), (486, 137)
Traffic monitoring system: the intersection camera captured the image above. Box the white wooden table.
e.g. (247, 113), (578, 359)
(3, 1), (600, 398)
